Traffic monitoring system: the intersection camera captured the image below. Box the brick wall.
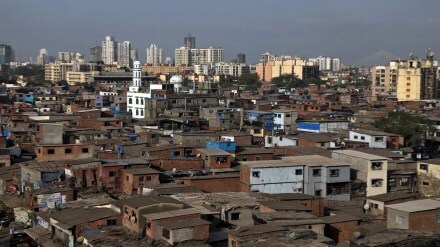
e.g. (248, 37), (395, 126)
(409, 209), (440, 232)
(175, 175), (240, 192)
(324, 220), (359, 244)
(240, 165), (251, 192)
(149, 158), (204, 171)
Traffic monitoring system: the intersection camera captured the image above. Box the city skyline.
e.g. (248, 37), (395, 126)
(2, 0), (440, 65)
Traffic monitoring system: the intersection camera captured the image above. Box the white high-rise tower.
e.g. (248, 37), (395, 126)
(102, 36), (117, 65)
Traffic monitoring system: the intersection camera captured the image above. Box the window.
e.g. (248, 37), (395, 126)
(320, 142), (325, 147)
(400, 177), (410, 186)
(128, 98), (132, 104)
(231, 240), (238, 247)
(139, 176), (144, 181)
(140, 98), (144, 105)
(315, 190), (322, 196)
(47, 149), (55, 155)
(231, 212), (240, 220)
(423, 180), (429, 186)
(82, 148), (89, 153)
(242, 157), (248, 161)
(330, 169), (340, 177)
(146, 176), (151, 181)
(205, 156), (208, 161)
(354, 135), (358, 139)
(109, 171), (116, 177)
(360, 136), (365, 140)
(375, 137), (384, 142)
(267, 137), (273, 144)
(286, 114), (291, 117)
(126, 175), (129, 181)
(370, 203), (379, 209)
(371, 162), (383, 170)
(135, 98), (139, 104)
(256, 156), (261, 161)
(420, 164), (429, 171)
(65, 148), (72, 154)
(295, 169), (302, 175)
(371, 179), (383, 187)
(313, 169), (321, 177)
(162, 228), (170, 239)
(389, 178), (396, 187)
(252, 171), (260, 178)
(107, 219), (117, 226)
(436, 215), (440, 224)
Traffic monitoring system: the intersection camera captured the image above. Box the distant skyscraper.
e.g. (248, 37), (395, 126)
(175, 46), (223, 66)
(37, 48), (48, 65)
(175, 46), (191, 66)
(184, 35), (196, 49)
(118, 41), (131, 68)
(90, 45), (102, 62)
(146, 44), (163, 66)
(164, 57), (173, 66)
(309, 56), (341, 71)
(237, 53), (246, 64)
(58, 52), (73, 62)
(130, 49), (138, 68)
(102, 36), (117, 65)
(261, 52), (275, 63)
(0, 44), (12, 64)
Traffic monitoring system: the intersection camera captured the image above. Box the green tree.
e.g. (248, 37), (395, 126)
(373, 111), (436, 147)
(238, 73), (261, 91)
(271, 74), (307, 89)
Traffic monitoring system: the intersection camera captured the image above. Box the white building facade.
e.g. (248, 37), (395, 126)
(146, 43), (163, 66)
(102, 36), (117, 65)
(118, 41), (131, 68)
(127, 61), (149, 119)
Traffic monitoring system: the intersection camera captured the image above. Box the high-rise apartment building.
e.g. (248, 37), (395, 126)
(146, 44), (163, 66)
(256, 58), (319, 82)
(102, 36), (117, 65)
(0, 44), (12, 64)
(175, 46), (191, 66)
(236, 53), (246, 64)
(215, 62), (250, 77)
(117, 41), (131, 68)
(309, 56), (341, 71)
(37, 48), (48, 65)
(396, 59), (439, 101)
(90, 45), (102, 62)
(175, 46), (223, 66)
(371, 62), (398, 100)
(130, 49), (138, 68)
(184, 35), (196, 49)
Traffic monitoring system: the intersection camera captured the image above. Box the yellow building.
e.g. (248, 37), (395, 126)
(66, 71), (99, 85)
(371, 62), (398, 101)
(256, 59), (318, 82)
(44, 62), (74, 82)
(396, 59), (437, 101)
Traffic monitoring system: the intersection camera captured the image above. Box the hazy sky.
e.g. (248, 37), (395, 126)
(2, 0), (440, 65)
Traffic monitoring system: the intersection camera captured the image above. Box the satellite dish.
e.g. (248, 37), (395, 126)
(364, 204), (370, 210)
(353, 231), (361, 238)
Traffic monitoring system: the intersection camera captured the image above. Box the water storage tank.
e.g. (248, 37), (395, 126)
(170, 75), (183, 93)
